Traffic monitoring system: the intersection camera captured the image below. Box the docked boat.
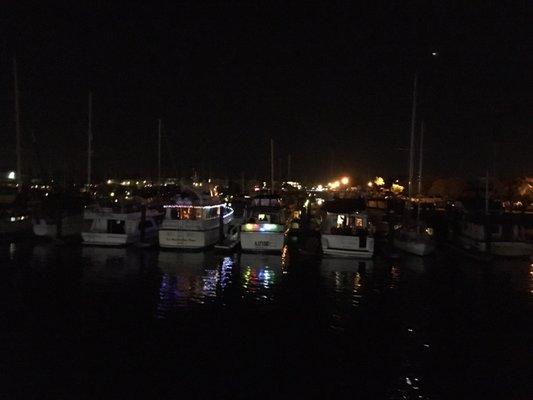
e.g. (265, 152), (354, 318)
(33, 192), (88, 239)
(453, 212), (533, 257)
(0, 184), (32, 240)
(393, 223), (435, 256)
(158, 192), (234, 249)
(240, 195), (287, 252)
(320, 198), (374, 258)
(82, 200), (161, 246)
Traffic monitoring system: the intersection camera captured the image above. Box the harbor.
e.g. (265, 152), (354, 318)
(1, 3), (532, 399)
(1, 177), (532, 398)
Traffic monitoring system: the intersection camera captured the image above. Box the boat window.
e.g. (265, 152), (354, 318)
(107, 219), (125, 234)
(331, 214), (365, 235)
(258, 213), (270, 222)
(170, 208), (180, 220)
(170, 207), (196, 220)
(207, 207), (219, 219)
(196, 208), (203, 219)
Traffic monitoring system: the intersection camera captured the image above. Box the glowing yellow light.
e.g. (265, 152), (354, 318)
(110, 192), (115, 197)
(341, 177), (349, 185)
(367, 181), (373, 187)
(374, 176), (385, 186)
(391, 183), (404, 194)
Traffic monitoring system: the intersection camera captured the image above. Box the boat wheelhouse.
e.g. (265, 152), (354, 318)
(158, 193), (234, 249)
(240, 195), (286, 252)
(82, 200), (161, 246)
(320, 198), (374, 258)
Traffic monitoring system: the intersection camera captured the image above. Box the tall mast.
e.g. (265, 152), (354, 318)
(408, 73), (418, 200)
(484, 170), (489, 215)
(270, 138), (274, 194)
(87, 91), (93, 186)
(287, 153), (291, 181)
(13, 57), (22, 185)
(158, 119), (162, 185)
(417, 121), (424, 196)
(416, 121), (424, 227)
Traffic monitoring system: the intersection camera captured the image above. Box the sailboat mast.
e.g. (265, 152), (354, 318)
(416, 121), (424, 226)
(408, 73), (418, 199)
(270, 138), (274, 194)
(87, 91), (93, 186)
(485, 170), (489, 215)
(287, 153), (291, 181)
(158, 119), (162, 185)
(417, 121), (424, 196)
(13, 57), (22, 185)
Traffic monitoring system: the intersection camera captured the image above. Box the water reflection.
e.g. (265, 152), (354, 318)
(156, 251), (228, 316)
(239, 253), (283, 303)
(320, 257), (374, 332)
(80, 247), (147, 297)
(402, 254), (428, 273)
(321, 257), (373, 295)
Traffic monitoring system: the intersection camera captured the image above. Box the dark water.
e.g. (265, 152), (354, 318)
(1, 241), (532, 399)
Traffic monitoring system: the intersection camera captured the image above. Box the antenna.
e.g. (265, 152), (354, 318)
(87, 91), (93, 186)
(13, 57), (22, 185)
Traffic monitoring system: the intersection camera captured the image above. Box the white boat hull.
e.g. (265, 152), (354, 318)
(240, 231), (285, 252)
(33, 215), (84, 238)
(321, 234), (374, 258)
(159, 228), (221, 249)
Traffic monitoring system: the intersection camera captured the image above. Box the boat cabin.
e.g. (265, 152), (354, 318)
(321, 198), (370, 236)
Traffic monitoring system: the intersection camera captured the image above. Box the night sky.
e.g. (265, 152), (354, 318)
(0, 3), (531, 183)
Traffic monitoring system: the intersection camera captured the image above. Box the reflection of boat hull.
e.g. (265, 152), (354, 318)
(457, 235), (533, 257)
(159, 228), (221, 249)
(321, 234), (374, 258)
(393, 237), (435, 256)
(33, 215), (84, 238)
(239, 252), (282, 268)
(240, 231), (285, 252)
(320, 256), (374, 272)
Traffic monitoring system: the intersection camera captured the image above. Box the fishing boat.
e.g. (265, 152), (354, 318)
(82, 199), (161, 246)
(454, 212), (533, 257)
(158, 192), (234, 249)
(240, 195), (287, 252)
(320, 198), (375, 258)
